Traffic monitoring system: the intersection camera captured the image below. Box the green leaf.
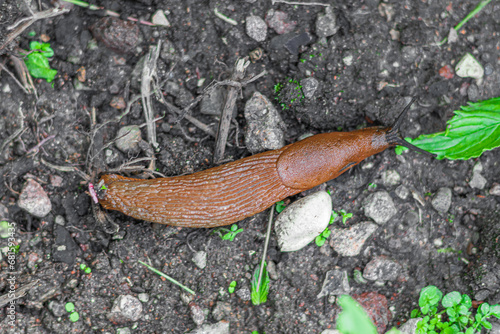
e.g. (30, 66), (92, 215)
(465, 327), (475, 334)
(336, 295), (378, 334)
(322, 229), (331, 238)
(490, 304), (500, 318)
(458, 304), (470, 315)
(461, 294), (472, 308)
(251, 261), (270, 305)
(443, 291), (462, 307)
(221, 233), (232, 240)
(65, 302), (75, 313)
(419, 286), (443, 309)
(447, 308), (457, 318)
(481, 319), (492, 329)
(411, 309), (420, 318)
(24, 53), (57, 82)
(458, 315), (469, 325)
(385, 327), (402, 334)
(315, 235), (326, 247)
(276, 200), (286, 213)
(479, 302), (490, 315)
(407, 97), (500, 160)
(69, 311), (80, 322)
(230, 224), (238, 232)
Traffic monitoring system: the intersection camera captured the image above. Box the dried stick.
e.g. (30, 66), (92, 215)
(0, 280), (40, 308)
(142, 41), (161, 159)
(213, 57), (250, 163)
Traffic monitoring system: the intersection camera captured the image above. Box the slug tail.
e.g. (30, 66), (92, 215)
(386, 97), (436, 157)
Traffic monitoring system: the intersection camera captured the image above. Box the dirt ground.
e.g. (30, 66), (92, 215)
(1, 0), (500, 333)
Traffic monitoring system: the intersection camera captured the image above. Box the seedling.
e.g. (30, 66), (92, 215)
(251, 261), (270, 305)
(213, 224), (243, 241)
(339, 209), (353, 225)
(138, 260), (195, 295)
(274, 78), (305, 110)
(398, 97), (500, 160)
(23, 41), (57, 82)
(9, 244), (20, 254)
(228, 280), (237, 293)
(0, 221), (11, 238)
(411, 285), (500, 334)
(275, 200), (286, 213)
(65, 302), (80, 322)
(315, 211), (338, 247)
(79, 263), (92, 274)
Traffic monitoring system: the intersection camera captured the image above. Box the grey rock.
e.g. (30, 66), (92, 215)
(401, 46), (418, 63)
(55, 215), (65, 226)
(267, 260), (279, 280)
(138, 293), (149, 303)
(115, 125), (142, 153)
(316, 7), (338, 38)
(467, 84), (479, 102)
(301, 77), (319, 99)
(470, 161), (487, 189)
(431, 187), (452, 213)
(395, 185), (409, 200)
(455, 53), (484, 79)
(246, 15), (267, 42)
(190, 302), (205, 326)
(321, 330), (341, 334)
(275, 191), (332, 252)
(363, 191), (397, 225)
(151, 10), (170, 27)
(363, 255), (402, 281)
(399, 318), (421, 334)
(236, 287), (251, 301)
(107, 295), (143, 324)
(382, 169), (401, 187)
(192, 251), (207, 269)
(116, 328), (131, 334)
(189, 321), (230, 334)
(265, 9), (297, 35)
(18, 179), (52, 218)
(329, 222), (378, 256)
(244, 92), (285, 153)
(48, 301), (66, 317)
(489, 183), (500, 196)
(200, 87), (224, 116)
(317, 268), (350, 298)
(0, 203), (9, 221)
(212, 301), (231, 321)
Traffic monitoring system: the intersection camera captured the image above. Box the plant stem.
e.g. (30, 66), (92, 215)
(257, 204), (274, 294)
(139, 260), (196, 295)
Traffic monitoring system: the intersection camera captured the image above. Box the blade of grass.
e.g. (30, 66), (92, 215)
(138, 260), (195, 295)
(439, 0), (492, 45)
(257, 204), (275, 295)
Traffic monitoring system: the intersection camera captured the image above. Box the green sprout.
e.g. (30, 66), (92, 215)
(251, 261), (270, 305)
(9, 244), (20, 254)
(23, 41), (57, 82)
(65, 302), (75, 313)
(138, 260), (195, 295)
(80, 263), (92, 274)
(339, 209), (353, 225)
(275, 200), (286, 213)
(274, 78), (305, 110)
(228, 281), (237, 294)
(0, 221), (11, 238)
(69, 311), (80, 322)
(411, 285), (500, 334)
(315, 211), (338, 247)
(214, 224), (244, 241)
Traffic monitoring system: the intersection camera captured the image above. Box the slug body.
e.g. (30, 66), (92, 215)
(98, 127), (393, 228)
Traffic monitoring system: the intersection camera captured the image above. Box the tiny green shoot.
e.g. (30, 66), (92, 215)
(315, 211), (338, 247)
(69, 312), (80, 322)
(23, 41), (58, 82)
(251, 261), (270, 305)
(138, 260), (195, 295)
(339, 209), (353, 225)
(214, 224), (244, 241)
(80, 263), (92, 274)
(0, 221), (11, 238)
(275, 200), (286, 213)
(228, 280), (237, 293)
(65, 302), (75, 313)
(9, 244), (20, 254)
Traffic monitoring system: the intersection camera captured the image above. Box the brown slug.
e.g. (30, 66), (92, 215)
(97, 98), (430, 228)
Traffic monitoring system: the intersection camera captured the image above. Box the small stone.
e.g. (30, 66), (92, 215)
(212, 301), (231, 321)
(190, 321), (230, 334)
(267, 260), (278, 280)
(284, 32), (313, 55)
(353, 292), (391, 334)
(469, 161), (487, 190)
(115, 125), (142, 153)
(301, 77), (319, 99)
(489, 183), (500, 196)
(91, 17), (141, 54)
(317, 268), (350, 298)
(363, 191), (397, 225)
(55, 215), (65, 226)
(192, 251), (207, 269)
(48, 301), (67, 317)
(329, 222), (378, 257)
(246, 15), (267, 42)
(189, 301), (204, 326)
(236, 288), (251, 301)
(200, 87), (224, 116)
(107, 295), (143, 324)
(18, 179), (52, 218)
(395, 185), (409, 200)
(447, 27), (458, 43)
(455, 53), (484, 79)
(110, 96), (126, 109)
(151, 10), (170, 27)
(244, 92), (285, 153)
(431, 187), (452, 213)
(50, 175), (63, 187)
(265, 9), (297, 35)
(316, 7), (338, 38)
(467, 84), (479, 102)
(321, 330), (342, 334)
(382, 169), (401, 187)
(439, 65), (454, 79)
(363, 255), (402, 282)
(138, 293), (149, 303)
(342, 54), (353, 66)
(399, 318), (421, 334)
(116, 328), (131, 334)
(275, 191), (332, 252)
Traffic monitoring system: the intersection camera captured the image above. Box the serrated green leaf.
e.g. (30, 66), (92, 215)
(443, 291), (462, 307)
(251, 261), (270, 305)
(24, 53), (57, 82)
(407, 98), (500, 160)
